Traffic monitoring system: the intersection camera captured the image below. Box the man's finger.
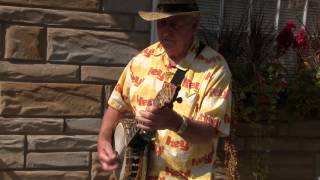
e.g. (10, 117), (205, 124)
(136, 116), (153, 126)
(99, 152), (116, 163)
(145, 105), (159, 113)
(137, 123), (153, 131)
(104, 144), (117, 157)
(100, 161), (118, 171)
(99, 151), (119, 166)
(138, 110), (157, 120)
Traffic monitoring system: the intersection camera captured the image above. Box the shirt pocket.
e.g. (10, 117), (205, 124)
(174, 89), (199, 117)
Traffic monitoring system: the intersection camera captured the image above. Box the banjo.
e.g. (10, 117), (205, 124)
(113, 82), (178, 180)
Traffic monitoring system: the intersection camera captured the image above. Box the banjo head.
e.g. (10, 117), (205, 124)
(114, 122), (127, 179)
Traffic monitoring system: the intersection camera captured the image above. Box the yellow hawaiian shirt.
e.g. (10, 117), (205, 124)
(108, 40), (232, 179)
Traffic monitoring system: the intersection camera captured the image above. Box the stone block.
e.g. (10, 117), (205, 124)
(236, 122), (277, 137)
(26, 152), (89, 168)
(28, 135), (97, 151)
(276, 123), (289, 136)
(81, 66), (124, 83)
(302, 139), (320, 152)
(103, 0), (152, 13)
(269, 138), (300, 152)
(47, 28), (149, 65)
(0, 61), (79, 82)
(65, 118), (101, 133)
(289, 120), (320, 137)
(316, 153), (320, 179)
(91, 152), (116, 180)
(0, 82), (102, 117)
(0, 135), (24, 169)
(0, 117), (63, 134)
(246, 137), (300, 152)
(269, 152), (313, 167)
(236, 151), (313, 180)
(0, 0), (99, 11)
(269, 166), (313, 180)
(236, 151), (255, 180)
(0, 171), (89, 180)
(0, 24), (3, 58)
(5, 25), (45, 61)
(0, 6), (132, 30)
(235, 123), (252, 137)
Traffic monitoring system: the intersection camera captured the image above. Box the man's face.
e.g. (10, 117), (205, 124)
(157, 15), (198, 60)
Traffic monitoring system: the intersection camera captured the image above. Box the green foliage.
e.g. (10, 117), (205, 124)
(214, 1), (292, 179)
(201, 1), (320, 179)
(287, 68), (320, 117)
(286, 14), (320, 118)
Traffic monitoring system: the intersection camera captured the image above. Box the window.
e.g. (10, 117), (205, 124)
(150, 0), (319, 77)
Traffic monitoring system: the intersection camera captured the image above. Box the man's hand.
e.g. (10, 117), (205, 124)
(135, 105), (182, 131)
(97, 138), (119, 171)
(97, 107), (123, 171)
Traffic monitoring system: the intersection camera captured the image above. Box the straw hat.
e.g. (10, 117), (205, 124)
(139, 0), (202, 21)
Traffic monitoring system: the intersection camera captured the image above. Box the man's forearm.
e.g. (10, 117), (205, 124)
(172, 115), (218, 144)
(98, 106), (123, 142)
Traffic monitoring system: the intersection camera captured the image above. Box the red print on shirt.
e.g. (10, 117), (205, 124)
(137, 95), (153, 106)
(131, 74), (144, 86)
(191, 151), (213, 166)
(198, 113), (221, 128)
(115, 84), (122, 93)
(205, 72), (213, 80)
(182, 78), (200, 91)
(197, 54), (216, 64)
(208, 88), (230, 98)
(165, 136), (189, 151)
(165, 167), (190, 180)
(143, 48), (155, 58)
(148, 68), (166, 81)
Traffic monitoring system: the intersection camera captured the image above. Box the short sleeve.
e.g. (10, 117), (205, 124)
(196, 67), (232, 137)
(107, 61), (132, 112)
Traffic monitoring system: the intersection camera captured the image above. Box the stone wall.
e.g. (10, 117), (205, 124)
(0, 1), (150, 179)
(236, 116), (320, 180)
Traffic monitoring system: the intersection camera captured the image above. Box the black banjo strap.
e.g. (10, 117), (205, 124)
(167, 42), (205, 108)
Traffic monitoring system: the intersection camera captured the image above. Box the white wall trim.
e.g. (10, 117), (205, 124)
(302, 0), (309, 26)
(275, 0), (281, 31)
(150, 0), (158, 44)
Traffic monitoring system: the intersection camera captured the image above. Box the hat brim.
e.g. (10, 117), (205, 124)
(138, 11), (203, 21)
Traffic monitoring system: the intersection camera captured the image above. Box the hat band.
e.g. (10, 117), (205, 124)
(157, 3), (199, 13)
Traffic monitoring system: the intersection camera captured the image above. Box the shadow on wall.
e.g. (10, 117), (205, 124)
(0, 160), (21, 180)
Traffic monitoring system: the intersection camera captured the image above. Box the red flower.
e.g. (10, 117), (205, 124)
(274, 79), (288, 89)
(294, 27), (309, 49)
(276, 20), (296, 51)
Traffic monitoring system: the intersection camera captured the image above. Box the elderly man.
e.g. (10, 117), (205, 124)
(97, 0), (232, 179)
